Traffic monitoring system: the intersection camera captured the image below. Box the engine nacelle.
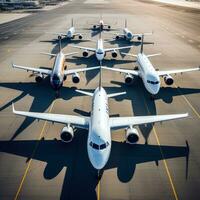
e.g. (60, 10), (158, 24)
(137, 36), (142, 40)
(63, 75), (67, 81)
(58, 35), (62, 40)
(83, 50), (89, 57)
(35, 74), (43, 83)
(124, 73), (134, 85)
(72, 72), (80, 84)
(78, 34), (83, 39)
(108, 25), (111, 29)
(111, 50), (117, 58)
(163, 74), (174, 85)
(115, 35), (120, 40)
(93, 25), (96, 29)
(126, 127), (139, 144)
(60, 126), (74, 143)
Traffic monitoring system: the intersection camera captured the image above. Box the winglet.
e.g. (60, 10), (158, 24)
(71, 18), (74, 27)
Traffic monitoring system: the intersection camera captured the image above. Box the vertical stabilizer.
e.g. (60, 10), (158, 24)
(140, 34), (144, 54)
(71, 18), (74, 27)
(125, 19), (127, 28)
(58, 38), (62, 52)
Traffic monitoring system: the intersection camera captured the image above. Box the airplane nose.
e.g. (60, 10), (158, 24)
(88, 149), (107, 170)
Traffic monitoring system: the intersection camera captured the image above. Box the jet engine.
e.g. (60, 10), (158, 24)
(115, 35), (120, 40)
(163, 74), (174, 85)
(137, 36), (142, 40)
(124, 73), (134, 85)
(93, 25), (96, 29)
(72, 72), (80, 83)
(60, 126), (74, 143)
(111, 50), (117, 58)
(35, 74), (43, 83)
(58, 35), (62, 40)
(126, 127), (139, 144)
(108, 25), (111, 29)
(83, 50), (89, 57)
(79, 35), (83, 39)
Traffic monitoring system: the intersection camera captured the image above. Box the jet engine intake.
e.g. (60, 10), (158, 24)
(72, 72), (80, 83)
(60, 126), (74, 143)
(163, 74), (174, 85)
(83, 50), (89, 57)
(35, 74), (43, 83)
(79, 35), (83, 39)
(124, 73), (134, 85)
(111, 50), (118, 58)
(126, 127), (139, 144)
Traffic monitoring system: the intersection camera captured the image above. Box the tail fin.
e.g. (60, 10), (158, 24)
(58, 38), (62, 52)
(71, 18), (74, 27)
(140, 34), (144, 54)
(125, 19), (127, 28)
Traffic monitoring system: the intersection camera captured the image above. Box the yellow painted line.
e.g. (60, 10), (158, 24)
(153, 126), (179, 200)
(143, 100), (179, 200)
(14, 101), (55, 200)
(174, 84), (200, 119)
(97, 180), (100, 200)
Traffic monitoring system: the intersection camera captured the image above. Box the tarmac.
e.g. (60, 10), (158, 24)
(0, 0), (200, 199)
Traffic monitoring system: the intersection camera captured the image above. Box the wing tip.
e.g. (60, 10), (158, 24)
(12, 103), (15, 113)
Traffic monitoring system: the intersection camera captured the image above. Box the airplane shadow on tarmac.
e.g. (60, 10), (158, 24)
(0, 76), (89, 140)
(0, 131), (189, 200)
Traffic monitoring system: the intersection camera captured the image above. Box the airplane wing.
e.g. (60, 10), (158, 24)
(12, 63), (52, 75)
(52, 32), (67, 37)
(102, 66), (139, 76)
(69, 45), (96, 52)
(12, 104), (90, 130)
(109, 113), (188, 130)
(104, 45), (133, 52)
(157, 67), (200, 76)
(64, 66), (100, 75)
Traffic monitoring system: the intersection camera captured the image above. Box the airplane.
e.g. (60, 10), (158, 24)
(102, 35), (200, 98)
(53, 19), (83, 40)
(12, 66), (188, 178)
(70, 32), (133, 62)
(114, 19), (152, 41)
(12, 39), (100, 97)
(91, 15), (112, 31)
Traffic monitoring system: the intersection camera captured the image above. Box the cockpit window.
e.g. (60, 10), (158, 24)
(147, 80), (159, 85)
(97, 51), (104, 55)
(89, 141), (109, 150)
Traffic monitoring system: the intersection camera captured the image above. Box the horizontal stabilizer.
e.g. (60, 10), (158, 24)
(121, 52), (137, 57)
(147, 53), (161, 58)
(40, 52), (57, 57)
(107, 91), (126, 98)
(76, 89), (93, 97)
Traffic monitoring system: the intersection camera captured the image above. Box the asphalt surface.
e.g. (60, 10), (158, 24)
(0, 0), (200, 199)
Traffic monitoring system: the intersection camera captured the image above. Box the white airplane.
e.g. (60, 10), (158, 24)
(102, 35), (200, 98)
(114, 19), (152, 41)
(53, 19), (83, 40)
(12, 68), (188, 177)
(91, 15), (111, 31)
(70, 33), (133, 62)
(12, 39), (99, 97)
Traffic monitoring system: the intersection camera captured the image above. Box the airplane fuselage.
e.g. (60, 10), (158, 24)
(66, 27), (75, 39)
(50, 52), (66, 90)
(137, 53), (160, 95)
(87, 87), (111, 169)
(95, 39), (105, 61)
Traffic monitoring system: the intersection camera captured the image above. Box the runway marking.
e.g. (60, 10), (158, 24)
(97, 180), (100, 200)
(143, 100), (179, 200)
(175, 84), (200, 119)
(14, 101), (55, 200)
